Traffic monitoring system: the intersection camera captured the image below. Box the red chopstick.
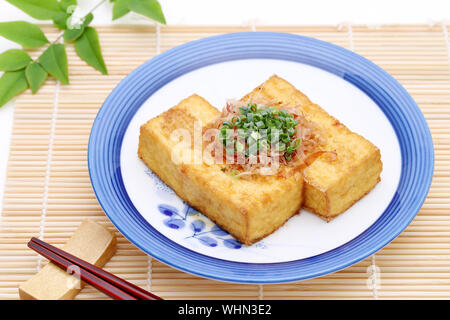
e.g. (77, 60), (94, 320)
(28, 237), (162, 300)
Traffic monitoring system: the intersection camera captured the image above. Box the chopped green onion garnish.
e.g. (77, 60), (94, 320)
(218, 103), (301, 162)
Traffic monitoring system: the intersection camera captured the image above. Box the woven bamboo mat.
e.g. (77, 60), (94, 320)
(0, 24), (449, 300)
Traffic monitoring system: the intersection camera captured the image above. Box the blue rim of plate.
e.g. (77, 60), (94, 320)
(88, 32), (434, 284)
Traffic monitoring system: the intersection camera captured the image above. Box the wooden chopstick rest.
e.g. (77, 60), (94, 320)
(19, 219), (117, 300)
(27, 240), (136, 300)
(29, 237), (161, 300)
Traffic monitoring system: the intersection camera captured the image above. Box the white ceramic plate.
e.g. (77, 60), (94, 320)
(89, 33), (433, 283)
(120, 59), (401, 263)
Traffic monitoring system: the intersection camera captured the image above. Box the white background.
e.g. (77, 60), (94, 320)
(0, 0), (449, 207)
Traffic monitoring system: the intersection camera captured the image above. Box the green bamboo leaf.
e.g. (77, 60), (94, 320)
(112, 0), (132, 20)
(83, 12), (94, 25)
(0, 69), (29, 107)
(53, 11), (70, 29)
(74, 27), (107, 75)
(6, 0), (63, 20)
(53, 0), (78, 29)
(0, 21), (49, 48)
(39, 44), (69, 84)
(25, 62), (47, 93)
(60, 0), (77, 11)
(0, 49), (32, 71)
(63, 24), (83, 42)
(63, 13), (93, 42)
(129, 0), (166, 24)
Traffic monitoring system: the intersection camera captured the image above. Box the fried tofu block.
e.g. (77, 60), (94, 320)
(242, 75), (382, 220)
(138, 94), (303, 245)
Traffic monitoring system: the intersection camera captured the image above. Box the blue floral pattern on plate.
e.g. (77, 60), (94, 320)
(157, 203), (242, 249)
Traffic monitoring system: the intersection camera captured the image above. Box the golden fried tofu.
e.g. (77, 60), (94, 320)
(242, 75), (382, 220)
(138, 94), (303, 245)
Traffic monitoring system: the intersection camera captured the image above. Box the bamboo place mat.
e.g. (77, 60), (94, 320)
(0, 24), (449, 300)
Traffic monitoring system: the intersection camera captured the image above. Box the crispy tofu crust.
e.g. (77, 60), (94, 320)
(138, 94), (304, 245)
(241, 75), (383, 219)
(139, 75), (383, 244)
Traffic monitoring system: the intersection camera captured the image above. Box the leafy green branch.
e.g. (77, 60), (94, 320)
(0, 0), (166, 107)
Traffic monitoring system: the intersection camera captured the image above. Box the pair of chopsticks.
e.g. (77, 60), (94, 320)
(28, 237), (162, 300)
